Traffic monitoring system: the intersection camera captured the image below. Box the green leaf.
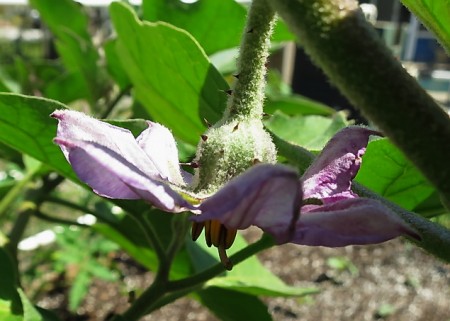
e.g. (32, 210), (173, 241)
(0, 248), (21, 320)
(93, 209), (192, 279)
(142, 0), (246, 55)
(142, 0), (294, 55)
(264, 96), (335, 116)
(110, 2), (228, 144)
(103, 39), (131, 90)
(29, 0), (103, 103)
(413, 191), (447, 218)
(0, 93), (76, 181)
(195, 287), (272, 321)
(355, 139), (436, 211)
(264, 111), (348, 151)
(69, 270), (90, 311)
(93, 222), (158, 271)
(17, 289), (43, 321)
(44, 72), (89, 104)
(187, 233), (318, 297)
(401, 0), (450, 53)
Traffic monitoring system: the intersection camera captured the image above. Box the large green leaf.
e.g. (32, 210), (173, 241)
(264, 111), (348, 151)
(195, 287), (272, 321)
(265, 96), (335, 116)
(110, 2), (228, 144)
(142, 0), (294, 56)
(401, 0), (450, 53)
(187, 233), (317, 297)
(29, 0), (103, 103)
(142, 0), (246, 55)
(0, 93), (76, 181)
(356, 138), (436, 211)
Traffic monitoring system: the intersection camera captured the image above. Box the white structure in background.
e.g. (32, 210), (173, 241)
(360, 3), (378, 25)
(18, 214), (97, 251)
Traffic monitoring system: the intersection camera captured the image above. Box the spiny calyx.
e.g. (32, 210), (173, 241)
(192, 118), (276, 196)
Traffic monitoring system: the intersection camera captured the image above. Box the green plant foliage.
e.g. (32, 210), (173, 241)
(188, 233), (318, 297)
(356, 138), (436, 211)
(142, 0), (294, 56)
(29, 0), (104, 104)
(264, 111), (348, 151)
(142, 0), (247, 55)
(401, 0), (450, 53)
(53, 227), (119, 311)
(326, 256), (358, 276)
(264, 71), (334, 116)
(0, 94), (75, 181)
(110, 2), (228, 144)
(0, 247), (22, 321)
(103, 40), (131, 91)
(195, 287), (273, 321)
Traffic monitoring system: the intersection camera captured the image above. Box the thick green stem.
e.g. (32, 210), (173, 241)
(167, 234), (274, 291)
(223, 0), (276, 120)
(270, 0), (450, 204)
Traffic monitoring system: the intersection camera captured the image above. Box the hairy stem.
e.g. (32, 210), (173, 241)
(223, 0), (276, 120)
(270, 0), (450, 205)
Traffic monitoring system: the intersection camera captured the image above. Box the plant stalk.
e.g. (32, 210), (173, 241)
(270, 0), (450, 205)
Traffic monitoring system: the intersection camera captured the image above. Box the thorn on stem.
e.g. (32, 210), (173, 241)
(203, 118), (211, 128)
(232, 123), (239, 132)
(201, 135), (208, 142)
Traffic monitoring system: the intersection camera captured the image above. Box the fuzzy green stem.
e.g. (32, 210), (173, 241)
(270, 0), (450, 205)
(167, 234), (274, 291)
(223, 0), (276, 120)
(275, 135), (450, 262)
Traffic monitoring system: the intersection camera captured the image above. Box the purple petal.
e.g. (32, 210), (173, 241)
(51, 110), (162, 180)
(194, 164), (302, 244)
(292, 198), (420, 246)
(54, 138), (193, 213)
(302, 126), (380, 202)
(136, 121), (185, 185)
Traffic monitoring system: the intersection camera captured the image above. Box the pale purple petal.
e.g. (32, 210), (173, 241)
(292, 198), (419, 246)
(194, 164), (302, 244)
(54, 138), (193, 213)
(136, 121), (185, 185)
(302, 126), (380, 202)
(51, 110), (162, 180)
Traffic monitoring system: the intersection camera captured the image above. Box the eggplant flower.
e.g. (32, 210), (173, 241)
(194, 127), (420, 247)
(52, 111), (418, 269)
(51, 110), (195, 213)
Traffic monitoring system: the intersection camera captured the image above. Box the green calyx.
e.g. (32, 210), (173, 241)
(192, 119), (276, 195)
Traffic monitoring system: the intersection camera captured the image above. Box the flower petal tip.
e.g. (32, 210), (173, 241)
(50, 110), (64, 119)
